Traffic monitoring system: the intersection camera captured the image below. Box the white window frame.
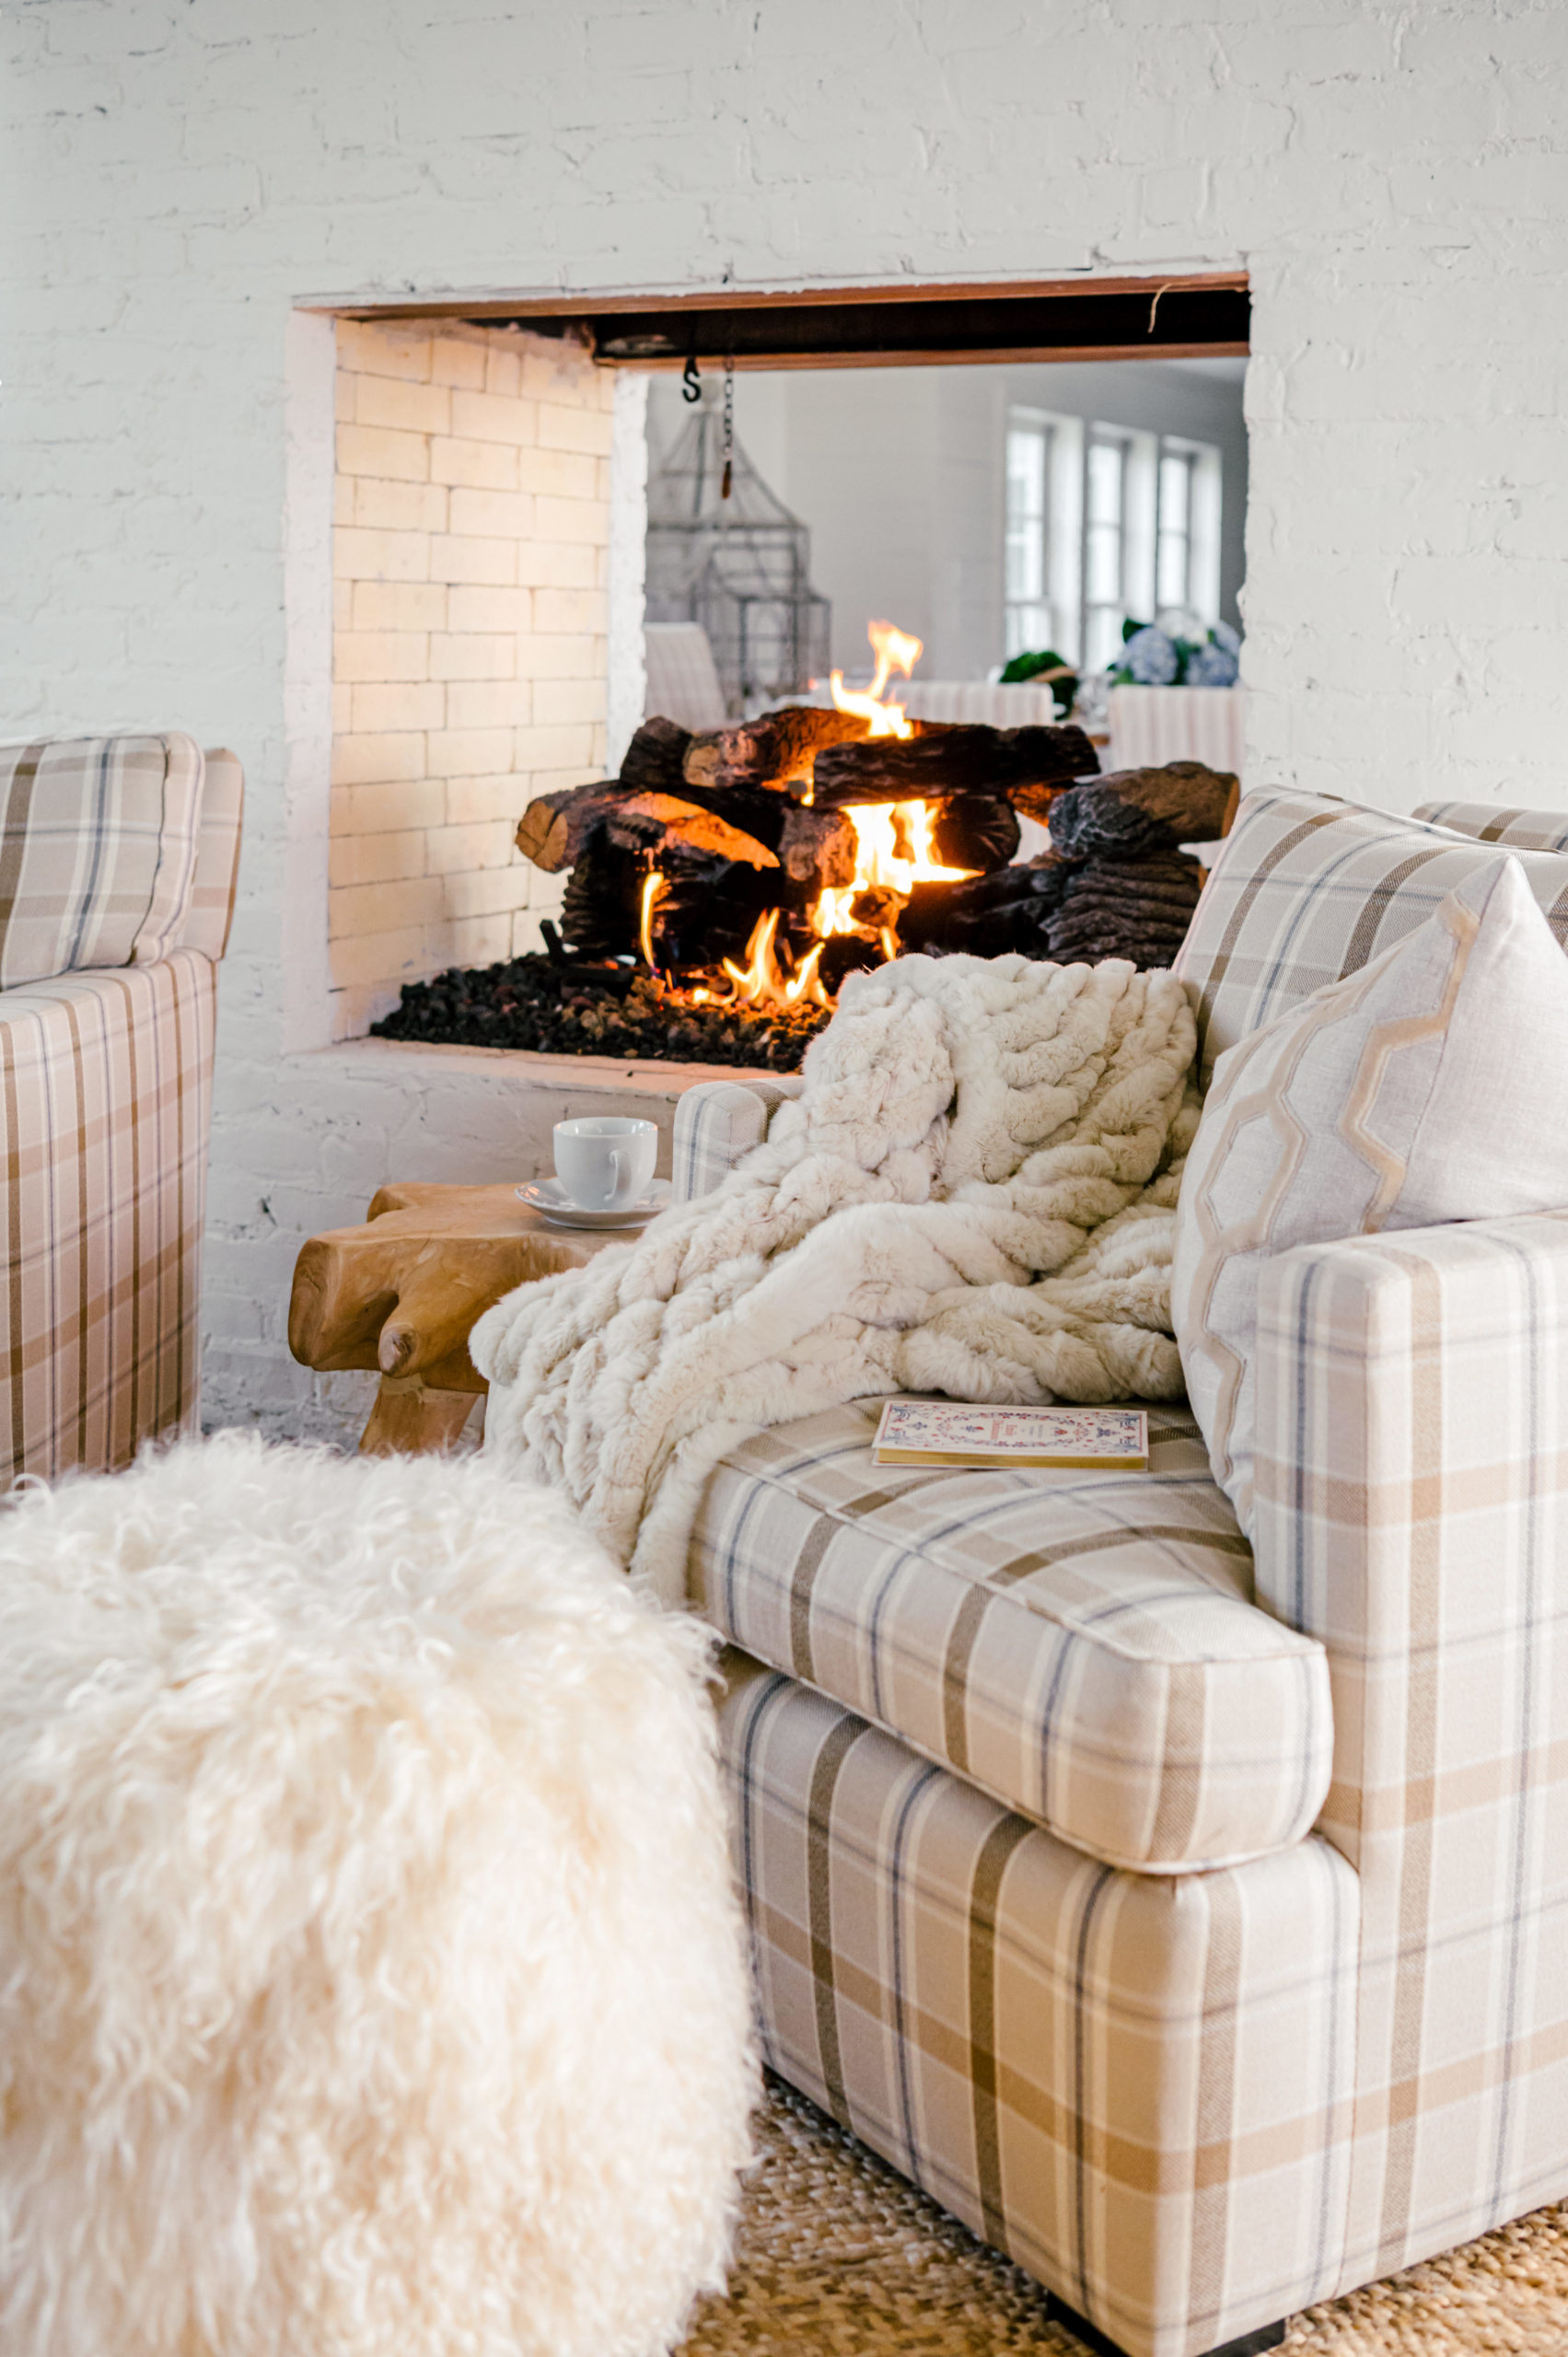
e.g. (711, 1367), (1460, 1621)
(1003, 416), (1225, 673)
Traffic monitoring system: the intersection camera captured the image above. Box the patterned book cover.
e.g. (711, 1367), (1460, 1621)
(872, 1399), (1148, 1469)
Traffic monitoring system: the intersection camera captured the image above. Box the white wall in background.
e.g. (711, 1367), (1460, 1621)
(647, 358), (1248, 685)
(4, 0), (1564, 1434)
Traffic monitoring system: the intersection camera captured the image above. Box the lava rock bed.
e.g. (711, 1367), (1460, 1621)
(370, 953), (830, 1072)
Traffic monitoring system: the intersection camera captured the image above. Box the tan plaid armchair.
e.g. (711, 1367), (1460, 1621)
(671, 788), (1568, 2357)
(0, 734), (242, 1480)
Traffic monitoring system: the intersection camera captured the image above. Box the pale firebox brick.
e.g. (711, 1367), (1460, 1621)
(515, 541), (597, 589)
(330, 736), (431, 791)
(329, 830), (427, 888)
(537, 401), (615, 457)
(429, 535), (517, 586)
(430, 436), (520, 491)
(352, 479), (448, 534)
(337, 424), (431, 483)
(516, 633), (598, 680)
(447, 486), (536, 540)
(336, 321), (432, 381)
(443, 865), (527, 921)
(429, 633), (517, 680)
(447, 586), (533, 634)
(431, 338), (488, 391)
(445, 679), (532, 731)
(445, 774), (524, 827)
(535, 677), (607, 726)
(332, 876), (447, 939)
(332, 682), (354, 734)
(450, 389), (540, 447)
(332, 781), (447, 835)
(335, 372), (356, 424)
(533, 587), (606, 635)
(535, 493), (610, 546)
(330, 925), (428, 992)
(425, 726), (516, 779)
(485, 343), (523, 399)
(350, 681), (447, 735)
(333, 580), (354, 632)
(514, 723), (594, 771)
(334, 475), (355, 529)
(352, 582), (447, 633)
(517, 447), (599, 501)
(333, 528), (431, 583)
(354, 375), (452, 437)
(424, 819), (517, 875)
(333, 632), (431, 684)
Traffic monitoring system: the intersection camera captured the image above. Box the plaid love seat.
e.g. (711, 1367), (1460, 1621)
(673, 788), (1568, 2357)
(0, 735), (242, 1480)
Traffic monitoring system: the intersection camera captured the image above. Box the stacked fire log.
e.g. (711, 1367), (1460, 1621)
(512, 708), (1237, 987)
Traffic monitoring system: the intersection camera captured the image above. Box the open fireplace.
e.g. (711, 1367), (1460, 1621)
(372, 620), (1237, 1070)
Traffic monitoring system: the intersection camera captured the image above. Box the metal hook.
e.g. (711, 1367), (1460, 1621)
(680, 350), (702, 404)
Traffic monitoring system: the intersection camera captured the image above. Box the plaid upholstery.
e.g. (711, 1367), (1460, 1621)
(720, 1650), (1361, 2357)
(692, 1400), (1331, 1873)
(671, 1075), (802, 1203)
(0, 733), (205, 989)
(1253, 1213), (1568, 2294)
(1411, 799), (1568, 853)
(1174, 786), (1568, 1080)
(0, 951), (216, 1478)
(177, 748), (244, 959)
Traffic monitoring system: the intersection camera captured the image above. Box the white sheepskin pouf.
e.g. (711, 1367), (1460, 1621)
(0, 1434), (757, 2357)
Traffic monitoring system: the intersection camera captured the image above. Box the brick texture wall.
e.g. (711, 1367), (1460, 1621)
(331, 319), (610, 1039)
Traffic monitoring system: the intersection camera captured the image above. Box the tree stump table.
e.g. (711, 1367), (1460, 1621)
(287, 1180), (621, 1456)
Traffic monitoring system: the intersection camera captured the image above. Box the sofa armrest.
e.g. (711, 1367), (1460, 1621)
(1411, 798), (1568, 853)
(176, 747), (245, 960)
(1252, 1212), (1568, 1878)
(670, 1074), (802, 1203)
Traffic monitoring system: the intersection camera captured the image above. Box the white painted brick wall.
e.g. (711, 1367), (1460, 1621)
(331, 319), (610, 1039)
(2, 0), (1565, 1438)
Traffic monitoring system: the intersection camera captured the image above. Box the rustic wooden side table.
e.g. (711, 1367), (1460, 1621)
(287, 1179), (625, 1455)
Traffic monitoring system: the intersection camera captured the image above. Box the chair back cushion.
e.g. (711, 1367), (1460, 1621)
(177, 748), (244, 960)
(1175, 785), (1568, 1079)
(0, 733), (204, 987)
(1175, 858), (1568, 1532)
(1412, 799), (1568, 853)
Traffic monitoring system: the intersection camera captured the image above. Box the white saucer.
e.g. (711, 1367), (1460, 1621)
(516, 1178), (670, 1232)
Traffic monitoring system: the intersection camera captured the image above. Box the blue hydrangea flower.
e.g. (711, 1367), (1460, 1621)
(1186, 640), (1239, 687)
(1210, 620), (1241, 656)
(1121, 625), (1180, 686)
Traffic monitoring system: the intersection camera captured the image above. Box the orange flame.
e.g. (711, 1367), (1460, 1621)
(639, 868), (666, 969)
(721, 910), (831, 1011)
(812, 800), (973, 941)
(830, 617), (923, 740)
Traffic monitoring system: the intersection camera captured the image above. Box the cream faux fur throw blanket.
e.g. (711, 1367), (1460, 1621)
(473, 952), (1199, 1606)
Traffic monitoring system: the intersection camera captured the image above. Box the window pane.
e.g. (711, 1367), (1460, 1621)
(1159, 452), (1190, 534)
(1085, 606), (1124, 673)
(1087, 437), (1123, 526)
(1007, 428), (1046, 523)
(1157, 531), (1189, 609)
(1086, 520), (1121, 606)
(1006, 528), (1043, 602)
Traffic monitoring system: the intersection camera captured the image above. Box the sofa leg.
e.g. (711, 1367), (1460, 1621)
(1044, 2291), (1286, 2357)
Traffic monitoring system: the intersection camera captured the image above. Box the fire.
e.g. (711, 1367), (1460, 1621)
(812, 621), (975, 949)
(829, 618), (923, 740)
(639, 867), (666, 969)
(721, 909), (830, 1012)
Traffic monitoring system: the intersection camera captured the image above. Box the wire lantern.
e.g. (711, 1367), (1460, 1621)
(645, 400), (830, 718)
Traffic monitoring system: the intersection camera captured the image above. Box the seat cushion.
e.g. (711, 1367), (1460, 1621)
(1173, 785), (1568, 1083)
(691, 1399), (1331, 1874)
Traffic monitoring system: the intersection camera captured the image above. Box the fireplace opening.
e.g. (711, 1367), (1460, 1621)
(334, 279), (1248, 1069)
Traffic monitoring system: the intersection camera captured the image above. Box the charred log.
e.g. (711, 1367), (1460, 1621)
(617, 714), (692, 795)
(1040, 853), (1204, 969)
(682, 704), (871, 793)
(811, 723), (1098, 809)
(931, 791), (1021, 874)
(898, 856), (1073, 956)
(1045, 762), (1237, 861)
(516, 776), (855, 895)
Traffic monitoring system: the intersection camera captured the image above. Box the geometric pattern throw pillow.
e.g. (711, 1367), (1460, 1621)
(1173, 857), (1568, 1533)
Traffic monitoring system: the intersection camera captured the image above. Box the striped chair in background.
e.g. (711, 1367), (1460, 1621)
(668, 786), (1568, 2357)
(0, 734), (242, 1481)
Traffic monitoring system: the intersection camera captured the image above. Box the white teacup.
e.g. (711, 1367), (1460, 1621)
(553, 1116), (658, 1213)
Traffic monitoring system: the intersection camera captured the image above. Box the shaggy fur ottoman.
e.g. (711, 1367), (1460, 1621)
(0, 1434), (756, 2357)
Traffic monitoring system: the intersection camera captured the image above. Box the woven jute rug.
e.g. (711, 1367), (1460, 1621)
(680, 2074), (1568, 2356)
